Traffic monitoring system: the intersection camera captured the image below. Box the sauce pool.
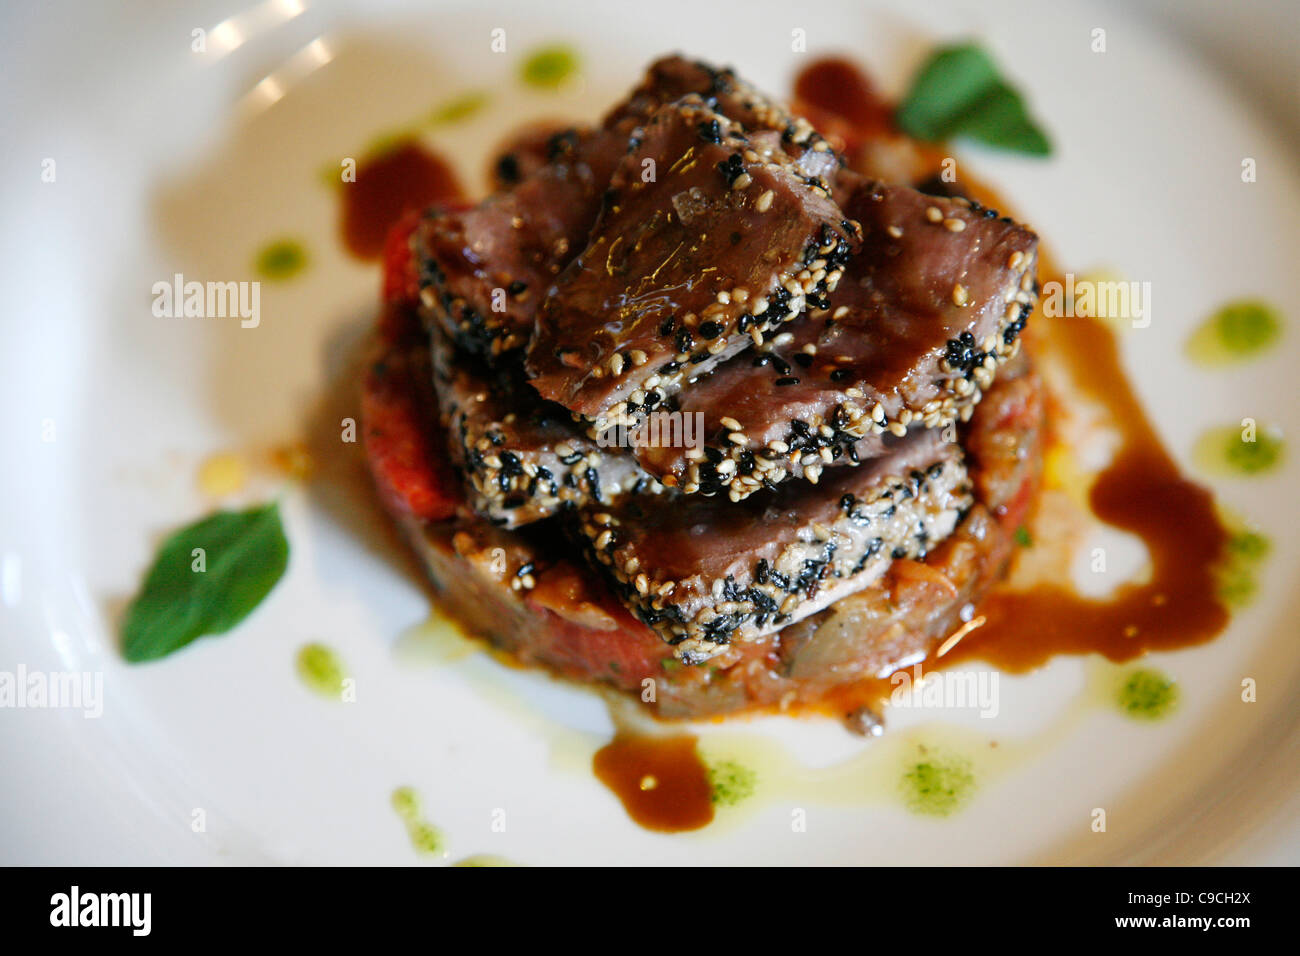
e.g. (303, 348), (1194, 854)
(342, 141), (463, 259)
(592, 735), (715, 832)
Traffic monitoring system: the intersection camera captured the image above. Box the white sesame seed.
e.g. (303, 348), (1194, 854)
(943, 218), (966, 233)
(720, 416), (743, 431)
(926, 206), (943, 223)
(756, 189), (774, 212)
(952, 284), (969, 308)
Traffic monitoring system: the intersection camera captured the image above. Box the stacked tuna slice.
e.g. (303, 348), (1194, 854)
(414, 56), (1039, 664)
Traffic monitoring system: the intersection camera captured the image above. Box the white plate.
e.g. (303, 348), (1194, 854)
(3, 0), (1298, 865)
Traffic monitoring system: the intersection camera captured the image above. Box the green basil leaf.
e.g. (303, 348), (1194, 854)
(896, 43), (1051, 156)
(122, 502), (289, 662)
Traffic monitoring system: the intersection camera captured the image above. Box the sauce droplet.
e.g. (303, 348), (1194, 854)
(197, 452), (247, 497)
(429, 91), (490, 125)
(391, 786), (444, 855)
(452, 854), (516, 867)
(1186, 299), (1282, 365)
(706, 759), (756, 808)
(901, 746), (975, 816)
(1216, 527), (1271, 607)
(254, 238), (308, 281)
(296, 643), (347, 699)
(592, 735), (714, 832)
(793, 57), (893, 135)
(1193, 424), (1284, 476)
(1116, 668), (1178, 720)
(520, 45), (580, 90)
(341, 141), (462, 259)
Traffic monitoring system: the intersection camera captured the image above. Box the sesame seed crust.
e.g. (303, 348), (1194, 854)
(634, 177), (1039, 499)
(430, 330), (663, 527)
(525, 94), (859, 436)
(576, 430), (971, 662)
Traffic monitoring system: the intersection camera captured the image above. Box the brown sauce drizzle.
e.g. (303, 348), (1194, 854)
(342, 141), (462, 259)
(945, 301), (1229, 671)
(592, 735), (715, 832)
(789, 55), (1231, 675)
(792, 57), (892, 136)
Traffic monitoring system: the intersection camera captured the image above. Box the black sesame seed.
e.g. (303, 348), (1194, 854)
(716, 153), (745, 186)
(698, 321), (723, 340)
(775, 377), (800, 387)
(495, 153), (521, 184)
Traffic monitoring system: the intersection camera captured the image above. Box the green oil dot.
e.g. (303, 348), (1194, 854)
(254, 238), (308, 281)
(1217, 528), (1271, 608)
(707, 760), (756, 807)
(521, 45), (579, 89)
(296, 643), (346, 698)
(1194, 425), (1284, 477)
(901, 749), (975, 817)
(391, 787), (443, 855)
(1117, 668), (1178, 721)
(391, 786), (420, 821)
(1187, 300), (1281, 365)
(453, 855), (516, 867)
(429, 91), (490, 125)
(407, 820), (444, 855)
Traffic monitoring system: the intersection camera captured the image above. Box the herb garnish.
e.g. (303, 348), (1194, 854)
(122, 503), (289, 662)
(896, 43), (1051, 156)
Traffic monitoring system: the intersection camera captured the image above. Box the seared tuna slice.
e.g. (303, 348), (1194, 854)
(419, 55), (828, 361)
(415, 124), (625, 358)
(526, 95), (859, 439)
(575, 428), (971, 663)
(430, 332), (662, 527)
(621, 56), (841, 185)
(637, 180), (1038, 499)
